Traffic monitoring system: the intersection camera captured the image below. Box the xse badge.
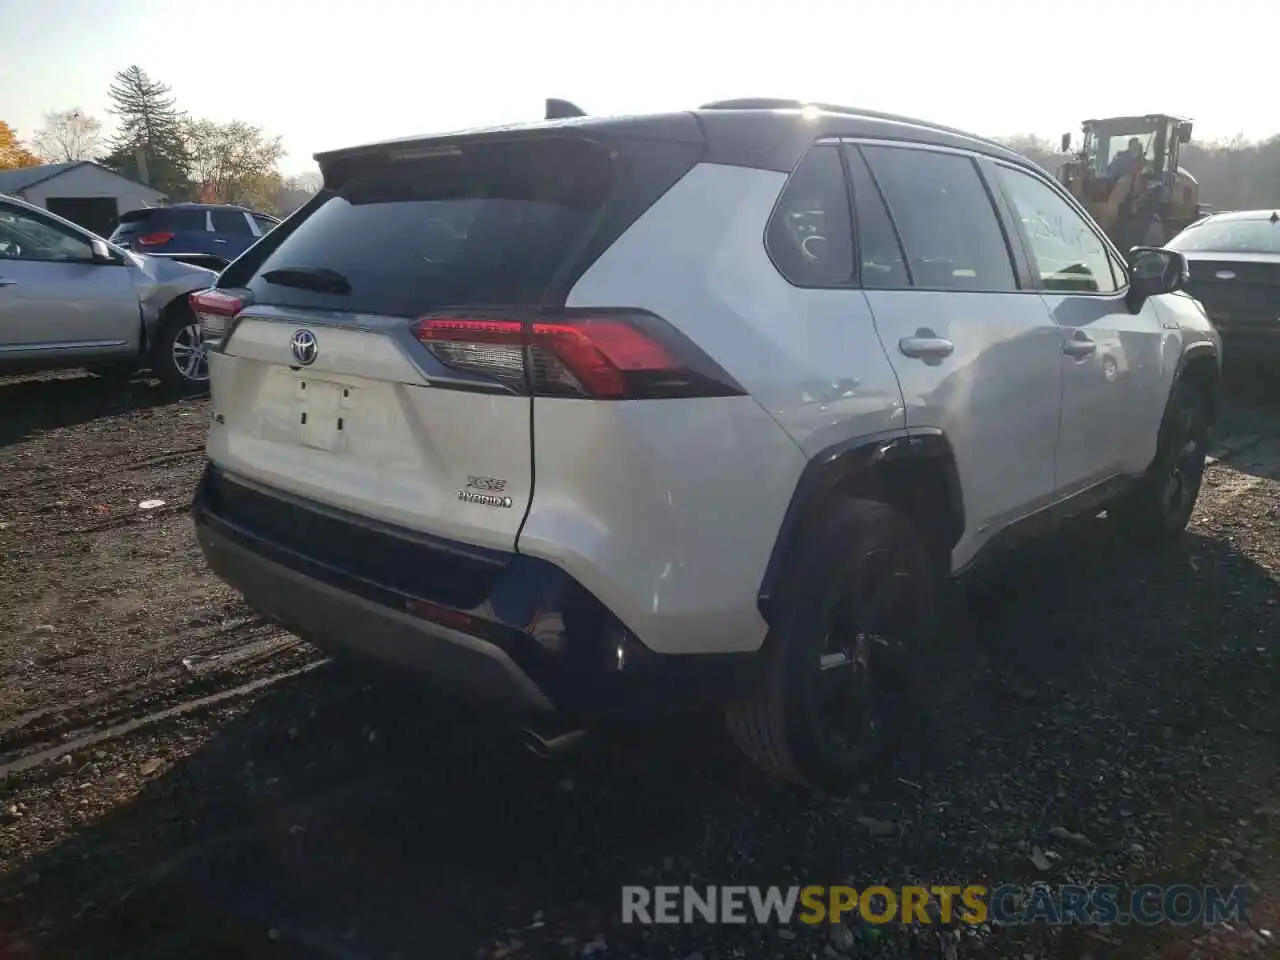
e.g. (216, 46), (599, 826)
(458, 475), (513, 509)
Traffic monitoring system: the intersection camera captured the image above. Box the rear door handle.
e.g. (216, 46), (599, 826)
(0, 278), (15, 287)
(898, 336), (955, 360)
(213, 239), (229, 244)
(1062, 333), (1096, 359)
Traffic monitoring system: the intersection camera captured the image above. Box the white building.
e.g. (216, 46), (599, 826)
(0, 161), (166, 238)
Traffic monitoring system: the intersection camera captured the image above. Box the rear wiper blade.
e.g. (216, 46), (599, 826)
(261, 266), (351, 294)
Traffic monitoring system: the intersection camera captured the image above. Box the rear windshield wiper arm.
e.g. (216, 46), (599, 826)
(260, 266), (352, 295)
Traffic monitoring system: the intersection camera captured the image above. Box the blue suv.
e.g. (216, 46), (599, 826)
(109, 203), (280, 268)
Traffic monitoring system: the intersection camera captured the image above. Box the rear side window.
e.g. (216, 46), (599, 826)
(241, 137), (613, 316)
(860, 146), (1017, 292)
(766, 145), (854, 287)
(211, 208), (253, 235)
(253, 214), (277, 235)
(843, 146), (909, 289)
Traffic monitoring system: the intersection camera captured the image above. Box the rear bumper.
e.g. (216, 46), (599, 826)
(192, 464), (758, 716)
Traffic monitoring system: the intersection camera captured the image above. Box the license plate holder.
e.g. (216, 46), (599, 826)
(294, 377), (353, 451)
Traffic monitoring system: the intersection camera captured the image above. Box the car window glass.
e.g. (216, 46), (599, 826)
(253, 215), (277, 235)
(860, 146), (1017, 292)
(765, 144), (854, 287)
(1167, 217), (1280, 254)
(165, 209), (208, 232)
(843, 146), (909, 288)
(0, 206), (93, 263)
(996, 164), (1120, 294)
(243, 137), (615, 317)
(211, 209), (254, 235)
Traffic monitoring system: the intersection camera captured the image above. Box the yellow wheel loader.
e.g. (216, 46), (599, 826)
(1056, 115), (1202, 256)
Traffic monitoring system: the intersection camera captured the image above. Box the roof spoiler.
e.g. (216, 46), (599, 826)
(545, 98), (587, 120)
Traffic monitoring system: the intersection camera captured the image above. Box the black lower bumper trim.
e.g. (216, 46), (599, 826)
(193, 464), (758, 715)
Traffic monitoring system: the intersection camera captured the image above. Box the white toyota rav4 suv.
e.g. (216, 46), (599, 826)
(191, 99), (1220, 789)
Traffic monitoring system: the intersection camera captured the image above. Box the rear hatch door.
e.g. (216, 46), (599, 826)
(110, 207), (206, 252)
(107, 208), (155, 248)
(206, 135), (618, 551)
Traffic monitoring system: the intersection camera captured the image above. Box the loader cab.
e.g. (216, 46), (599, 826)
(1082, 116), (1187, 195)
(1058, 115), (1199, 239)
(1060, 116), (1187, 191)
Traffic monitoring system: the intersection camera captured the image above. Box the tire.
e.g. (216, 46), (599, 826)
(725, 499), (936, 791)
(151, 306), (209, 394)
(1110, 381), (1209, 542)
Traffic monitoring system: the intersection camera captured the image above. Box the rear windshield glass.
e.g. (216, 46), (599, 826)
(113, 208), (206, 232)
(116, 208), (156, 225)
(1168, 217), (1280, 255)
(243, 138), (612, 317)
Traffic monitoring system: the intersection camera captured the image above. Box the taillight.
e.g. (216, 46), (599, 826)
(411, 310), (745, 400)
(136, 232), (174, 246)
(189, 289), (246, 344)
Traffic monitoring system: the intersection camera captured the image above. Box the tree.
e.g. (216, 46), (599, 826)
(31, 109), (104, 162)
(993, 134), (1067, 175)
(0, 121), (42, 171)
(100, 65), (191, 197)
(274, 171), (321, 215)
(184, 118), (285, 211)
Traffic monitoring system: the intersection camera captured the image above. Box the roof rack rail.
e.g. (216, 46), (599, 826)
(546, 99), (587, 120)
(698, 98), (1006, 151)
(700, 98), (811, 111)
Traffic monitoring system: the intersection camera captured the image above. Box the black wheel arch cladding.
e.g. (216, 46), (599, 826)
(1174, 343), (1220, 427)
(758, 429), (963, 622)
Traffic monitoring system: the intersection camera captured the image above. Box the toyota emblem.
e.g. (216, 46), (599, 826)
(290, 329), (318, 365)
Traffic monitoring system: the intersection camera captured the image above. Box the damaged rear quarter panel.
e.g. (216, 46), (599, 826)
(129, 253), (218, 343)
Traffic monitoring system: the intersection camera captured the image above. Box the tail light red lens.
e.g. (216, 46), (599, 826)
(411, 311), (744, 400)
(189, 289), (246, 341)
(136, 231), (174, 246)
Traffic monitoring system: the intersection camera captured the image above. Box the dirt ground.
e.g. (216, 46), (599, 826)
(3, 369), (1280, 960)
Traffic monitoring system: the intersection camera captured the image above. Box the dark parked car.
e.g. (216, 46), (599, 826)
(109, 203), (280, 270)
(1167, 210), (1280, 360)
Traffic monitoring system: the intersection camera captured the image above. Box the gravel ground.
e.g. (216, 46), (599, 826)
(2, 369), (1280, 960)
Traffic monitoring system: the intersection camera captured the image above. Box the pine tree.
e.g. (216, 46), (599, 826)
(101, 66), (192, 198)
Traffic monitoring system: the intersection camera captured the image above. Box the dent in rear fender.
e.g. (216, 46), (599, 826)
(564, 162), (907, 457)
(516, 396), (807, 656)
(135, 262), (217, 340)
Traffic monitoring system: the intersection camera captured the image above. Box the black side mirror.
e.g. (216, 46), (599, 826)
(1060, 132), (1071, 153)
(1178, 123), (1192, 144)
(1125, 246), (1187, 311)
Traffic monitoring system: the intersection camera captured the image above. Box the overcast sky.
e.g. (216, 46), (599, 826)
(1, 0), (1273, 174)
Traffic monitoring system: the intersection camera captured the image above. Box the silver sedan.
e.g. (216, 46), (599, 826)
(0, 193), (218, 390)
